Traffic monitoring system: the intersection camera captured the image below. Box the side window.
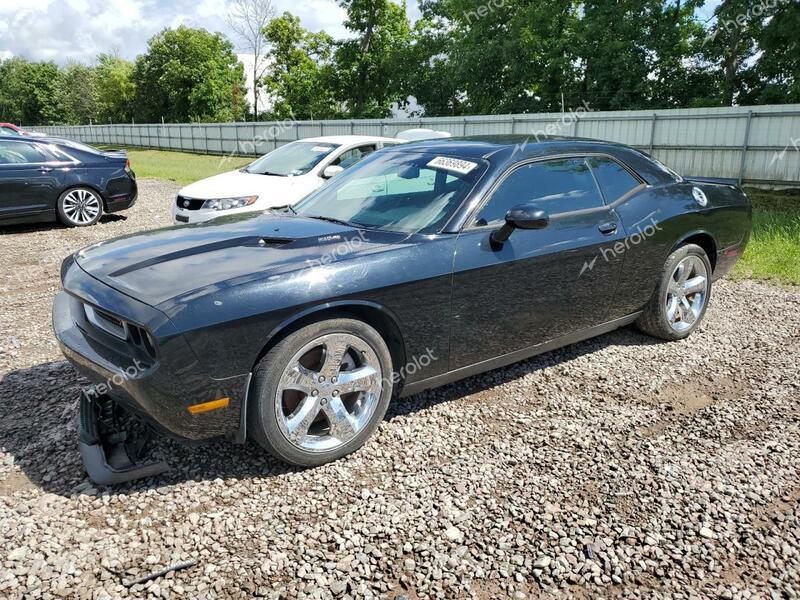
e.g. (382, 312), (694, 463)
(334, 144), (377, 169)
(586, 156), (641, 203)
(0, 126), (21, 136)
(0, 141), (49, 165)
(474, 158), (604, 227)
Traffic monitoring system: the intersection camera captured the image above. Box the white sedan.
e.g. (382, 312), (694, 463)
(172, 135), (403, 224)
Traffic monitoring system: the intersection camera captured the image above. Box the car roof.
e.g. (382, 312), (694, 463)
(384, 134), (678, 185)
(300, 135), (402, 145)
(391, 134), (634, 158)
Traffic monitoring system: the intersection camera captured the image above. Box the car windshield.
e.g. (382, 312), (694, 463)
(245, 141), (340, 177)
(294, 151), (486, 234)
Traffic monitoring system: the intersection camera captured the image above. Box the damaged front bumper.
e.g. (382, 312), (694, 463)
(78, 391), (170, 485)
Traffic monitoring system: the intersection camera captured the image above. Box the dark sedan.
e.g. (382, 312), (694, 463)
(0, 136), (137, 227)
(53, 136), (751, 484)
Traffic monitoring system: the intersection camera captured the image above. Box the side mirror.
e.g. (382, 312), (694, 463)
(491, 204), (549, 245)
(322, 165), (344, 179)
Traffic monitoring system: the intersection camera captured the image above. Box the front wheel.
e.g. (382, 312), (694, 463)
(636, 243), (712, 341)
(248, 318), (393, 467)
(57, 187), (104, 227)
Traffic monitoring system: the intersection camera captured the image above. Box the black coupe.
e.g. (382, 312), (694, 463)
(53, 136), (751, 484)
(0, 136), (137, 227)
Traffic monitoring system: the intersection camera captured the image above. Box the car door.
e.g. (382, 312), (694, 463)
(449, 156), (628, 369)
(0, 140), (66, 220)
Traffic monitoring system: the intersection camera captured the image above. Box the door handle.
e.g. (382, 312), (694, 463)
(598, 221), (617, 234)
(38, 166), (54, 173)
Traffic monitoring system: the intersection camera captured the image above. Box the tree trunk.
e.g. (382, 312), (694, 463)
(253, 62), (259, 121)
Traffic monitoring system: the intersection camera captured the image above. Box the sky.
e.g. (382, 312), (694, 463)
(0, 0), (422, 65)
(0, 0), (721, 67)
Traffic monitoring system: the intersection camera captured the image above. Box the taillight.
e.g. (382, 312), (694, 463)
(125, 159), (131, 171)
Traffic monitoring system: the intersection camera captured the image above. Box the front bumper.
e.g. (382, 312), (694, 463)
(78, 391), (170, 485)
(171, 203), (263, 225)
(53, 274), (250, 444)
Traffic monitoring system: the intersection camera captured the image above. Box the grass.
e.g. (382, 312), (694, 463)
(733, 188), (800, 285)
(108, 147), (800, 285)
(116, 148), (252, 186)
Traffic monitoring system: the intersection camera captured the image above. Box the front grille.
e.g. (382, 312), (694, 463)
(176, 195), (205, 211)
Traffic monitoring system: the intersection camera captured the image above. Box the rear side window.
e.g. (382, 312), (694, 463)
(587, 156), (642, 203)
(474, 158), (604, 227)
(0, 141), (49, 165)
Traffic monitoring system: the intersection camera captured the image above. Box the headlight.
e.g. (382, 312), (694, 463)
(201, 195), (258, 211)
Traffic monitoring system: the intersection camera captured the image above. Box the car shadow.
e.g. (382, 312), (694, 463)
(0, 325), (662, 497)
(0, 214), (127, 235)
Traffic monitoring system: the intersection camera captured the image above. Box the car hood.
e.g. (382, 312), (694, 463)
(74, 212), (408, 307)
(178, 169), (310, 203)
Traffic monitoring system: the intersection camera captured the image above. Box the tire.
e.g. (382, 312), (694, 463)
(248, 318), (393, 467)
(57, 187), (104, 227)
(636, 243), (713, 341)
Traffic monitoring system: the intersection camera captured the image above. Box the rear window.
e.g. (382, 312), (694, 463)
(586, 156), (642, 203)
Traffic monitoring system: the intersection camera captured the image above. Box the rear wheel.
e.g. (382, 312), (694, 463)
(248, 318), (393, 466)
(636, 243), (712, 340)
(57, 187), (103, 227)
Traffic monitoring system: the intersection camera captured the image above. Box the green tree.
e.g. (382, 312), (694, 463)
(0, 58), (62, 125)
(262, 13), (341, 119)
(748, 0), (800, 103)
(95, 54), (135, 123)
(699, 0), (763, 106)
(132, 26), (247, 122)
(411, 0), (582, 115)
(58, 62), (99, 125)
(334, 0), (412, 117)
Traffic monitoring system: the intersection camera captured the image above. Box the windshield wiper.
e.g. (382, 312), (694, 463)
(305, 215), (356, 227)
(244, 167), (286, 176)
(270, 204), (297, 214)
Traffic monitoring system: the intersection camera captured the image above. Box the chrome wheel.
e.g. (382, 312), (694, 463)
(665, 255), (708, 332)
(62, 189), (101, 225)
(275, 333), (383, 452)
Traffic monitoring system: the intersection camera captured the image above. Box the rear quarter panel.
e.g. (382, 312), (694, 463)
(610, 181), (751, 318)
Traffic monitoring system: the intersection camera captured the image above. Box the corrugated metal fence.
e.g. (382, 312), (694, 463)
(37, 104), (800, 186)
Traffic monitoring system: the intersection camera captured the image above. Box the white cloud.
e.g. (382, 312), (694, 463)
(0, 0), (420, 65)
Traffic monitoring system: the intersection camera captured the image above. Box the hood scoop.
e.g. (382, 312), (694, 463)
(107, 236), (294, 278)
(258, 236), (294, 248)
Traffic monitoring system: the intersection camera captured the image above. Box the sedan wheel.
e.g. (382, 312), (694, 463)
(249, 318), (393, 466)
(58, 188), (103, 227)
(636, 243), (713, 341)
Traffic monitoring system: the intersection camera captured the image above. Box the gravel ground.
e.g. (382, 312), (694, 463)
(1, 179), (799, 599)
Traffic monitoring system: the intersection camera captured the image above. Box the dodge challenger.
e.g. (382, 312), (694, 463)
(52, 136), (752, 484)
